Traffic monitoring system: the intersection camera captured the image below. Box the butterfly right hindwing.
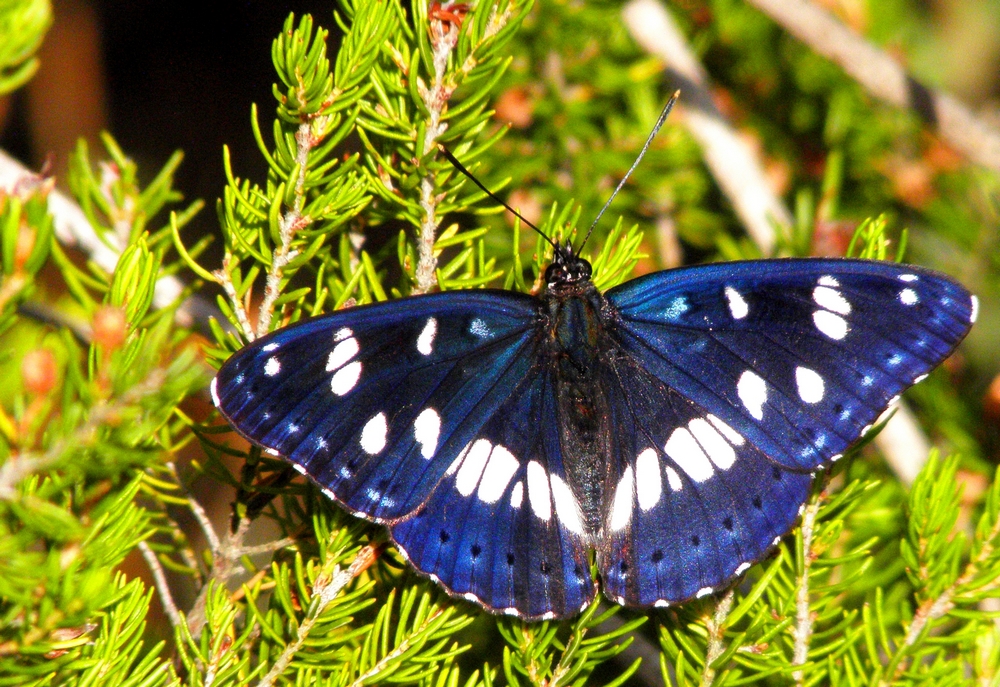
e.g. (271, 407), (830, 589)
(597, 352), (812, 607)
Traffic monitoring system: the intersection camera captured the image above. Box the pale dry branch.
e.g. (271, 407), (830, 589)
(746, 0), (1000, 174)
(622, 0), (790, 255)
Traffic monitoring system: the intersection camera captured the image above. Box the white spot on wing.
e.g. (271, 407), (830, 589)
(209, 377), (221, 407)
(795, 366), (825, 404)
(455, 439), (492, 496)
(899, 288), (919, 306)
(477, 445), (519, 504)
(331, 361), (362, 395)
(469, 318), (491, 338)
(509, 481), (524, 508)
(665, 427), (714, 482)
(813, 310), (848, 339)
(898, 274), (918, 282)
(262, 342), (279, 352)
(696, 586), (713, 598)
(609, 465), (634, 532)
(654, 599), (670, 608)
(417, 317), (437, 355)
(818, 275), (840, 287)
(971, 295), (979, 323)
(725, 286), (749, 319)
(737, 370), (768, 420)
(360, 412), (388, 455)
(664, 297), (689, 320)
(326, 336), (360, 371)
(550, 474), (585, 534)
(635, 448), (662, 511)
(706, 414), (745, 446)
(334, 327), (353, 342)
(734, 562), (751, 575)
(264, 357), (281, 376)
(413, 408), (441, 459)
(913, 373), (928, 384)
(527, 460), (551, 521)
(688, 418), (735, 470)
(665, 466), (683, 491)
(812, 286), (851, 315)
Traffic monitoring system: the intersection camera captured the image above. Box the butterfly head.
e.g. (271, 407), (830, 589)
(545, 244), (593, 289)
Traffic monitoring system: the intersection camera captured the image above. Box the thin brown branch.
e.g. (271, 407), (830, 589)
(792, 498), (821, 683)
(701, 589), (735, 687)
(0, 148), (217, 328)
(213, 255), (254, 340)
(411, 18), (461, 295)
(746, 0), (1000, 174)
(186, 516), (251, 637)
(885, 505), (1000, 682)
(622, 0), (790, 255)
(138, 540), (182, 630)
(257, 544), (380, 687)
(255, 123), (314, 337)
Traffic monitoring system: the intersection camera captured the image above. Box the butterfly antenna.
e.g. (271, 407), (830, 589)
(439, 147), (557, 250)
(577, 90), (680, 255)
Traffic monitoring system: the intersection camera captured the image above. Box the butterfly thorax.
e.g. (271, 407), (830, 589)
(542, 248), (614, 539)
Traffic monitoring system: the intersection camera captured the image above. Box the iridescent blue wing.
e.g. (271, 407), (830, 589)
(213, 291), (595, 618)
(597, 354), (812, 607)
(212, 291), (540, 522)
(597, 258), (975, 607)
(605, 259), (976, 472)
(390, 364), (596, 620)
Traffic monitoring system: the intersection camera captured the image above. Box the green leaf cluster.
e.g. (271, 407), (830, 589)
(0, 0), (49, 95)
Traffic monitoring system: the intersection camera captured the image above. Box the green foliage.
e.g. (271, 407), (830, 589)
(0, 132), (206, 681)
(0, 0), (49, 95)
(4, 0), (999, 685)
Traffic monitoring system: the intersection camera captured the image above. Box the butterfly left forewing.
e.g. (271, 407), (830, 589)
(212, 291), (540, 521)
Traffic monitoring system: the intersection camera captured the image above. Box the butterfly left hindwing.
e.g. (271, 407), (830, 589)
(391, 364), (596, 619)
(596, 352), (812, 607)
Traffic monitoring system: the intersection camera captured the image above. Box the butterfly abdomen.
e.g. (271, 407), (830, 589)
(544, 279), (615, 537)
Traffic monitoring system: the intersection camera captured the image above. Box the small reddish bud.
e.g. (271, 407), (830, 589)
(14, 225), (35, 271)
(505, 189), (543, 228)
(92, 305), (128, 349)
(495, 87), (535, 128)
(21, 349), (58, 396)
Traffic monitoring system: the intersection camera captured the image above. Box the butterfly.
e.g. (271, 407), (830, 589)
(212, 240), (976, 619)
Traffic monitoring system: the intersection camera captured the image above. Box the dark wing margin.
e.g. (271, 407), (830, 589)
(605, 258), (975, 472)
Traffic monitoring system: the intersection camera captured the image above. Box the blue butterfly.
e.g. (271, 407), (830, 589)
(212, 242), (975, 619)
